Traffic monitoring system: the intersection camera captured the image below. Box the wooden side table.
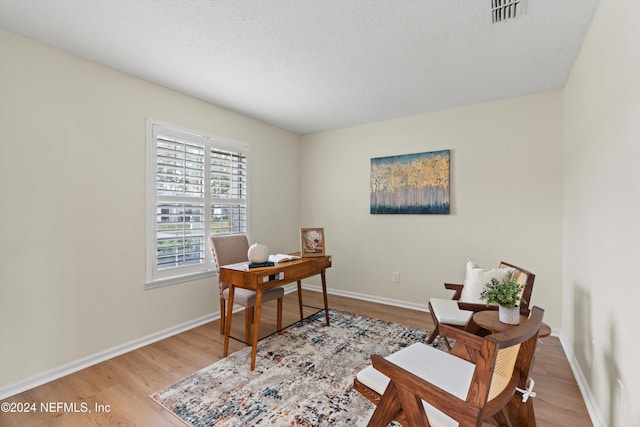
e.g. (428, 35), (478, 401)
(472, 310), (551, 338)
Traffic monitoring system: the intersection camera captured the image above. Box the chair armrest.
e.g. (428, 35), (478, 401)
(456, 301), (496, 313)
(439, 324), (483, 351)
(444, 283), (463, 300)
(439, 324), (483, 363)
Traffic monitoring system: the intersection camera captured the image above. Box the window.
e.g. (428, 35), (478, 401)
(146, 120), (248, 287)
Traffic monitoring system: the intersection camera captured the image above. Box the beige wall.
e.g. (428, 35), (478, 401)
(563, 1), (640, 426)
(0, 29), (300, 388)
(300, 91), (564, 327)
(4, 4), (638, 422)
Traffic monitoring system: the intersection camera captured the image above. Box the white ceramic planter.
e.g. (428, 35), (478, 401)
(498, 305), (520, 325)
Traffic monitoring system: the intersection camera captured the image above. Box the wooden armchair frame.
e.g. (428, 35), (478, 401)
(354, 306), (544, 427)
(427, 261), (535, 349)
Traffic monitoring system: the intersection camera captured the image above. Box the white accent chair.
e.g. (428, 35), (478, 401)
(427, 260), (535, 350)
(354, 306), (545, 427)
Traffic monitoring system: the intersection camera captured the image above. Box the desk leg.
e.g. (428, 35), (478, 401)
(321, 270), (330, 326)
(297, 280), (304, 320)
(250, 289), (264, 371)
(223, 285), (235, 358)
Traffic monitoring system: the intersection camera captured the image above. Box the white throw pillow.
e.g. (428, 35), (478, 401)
(459, 260), (514, 303)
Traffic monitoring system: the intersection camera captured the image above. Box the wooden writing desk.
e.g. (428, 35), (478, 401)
(220, 254), (332, 370)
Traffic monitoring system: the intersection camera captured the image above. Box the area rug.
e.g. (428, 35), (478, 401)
(150, 309), (449, 426)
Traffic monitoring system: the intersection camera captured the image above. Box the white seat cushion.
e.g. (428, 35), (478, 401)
(356, 342), (475, 427)
(429, 298), (473, 326)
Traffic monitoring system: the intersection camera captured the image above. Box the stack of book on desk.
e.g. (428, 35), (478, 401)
(247, 261), (275, 270)
(246, 261), (282, 282)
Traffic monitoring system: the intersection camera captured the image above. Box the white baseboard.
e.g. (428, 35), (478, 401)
(557, 332), (606, 427)
(301, 283), (430, 313)
(0, 282), (603, 427)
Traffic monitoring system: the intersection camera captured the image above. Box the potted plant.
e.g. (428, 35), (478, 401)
(480, 277), (526, 324)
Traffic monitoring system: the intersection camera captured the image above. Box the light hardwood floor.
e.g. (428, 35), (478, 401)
(0, 290), (592, 426)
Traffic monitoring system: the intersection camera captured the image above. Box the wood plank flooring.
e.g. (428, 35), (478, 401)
(0, 290), (592, 426)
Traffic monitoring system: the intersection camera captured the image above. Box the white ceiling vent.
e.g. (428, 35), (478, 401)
(492, 0), (528, 23)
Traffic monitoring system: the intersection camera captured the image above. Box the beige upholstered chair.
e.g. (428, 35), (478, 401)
(354, 306), (545, 427)
(210, 234), (283, 344)
(427, 261), (535, 350)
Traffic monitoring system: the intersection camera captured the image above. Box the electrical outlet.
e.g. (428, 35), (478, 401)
(392, 271), (400, 283)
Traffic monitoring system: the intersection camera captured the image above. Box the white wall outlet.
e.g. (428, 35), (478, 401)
(392, 271), (400, 282)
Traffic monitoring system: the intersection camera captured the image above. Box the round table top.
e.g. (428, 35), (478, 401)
(472, 310), (551, 338)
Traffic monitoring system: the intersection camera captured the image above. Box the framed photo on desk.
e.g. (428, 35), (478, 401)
(301, 227), (325, 257)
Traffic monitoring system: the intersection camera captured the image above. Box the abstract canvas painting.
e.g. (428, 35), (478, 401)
(370, 149), (450, 214)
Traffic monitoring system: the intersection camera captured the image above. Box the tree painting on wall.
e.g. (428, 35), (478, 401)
(370, 150), (450, 214)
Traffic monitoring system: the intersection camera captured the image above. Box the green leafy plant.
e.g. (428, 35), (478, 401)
(480, 278), (526, 309)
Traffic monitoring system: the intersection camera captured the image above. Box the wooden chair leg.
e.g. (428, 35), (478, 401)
(219, 298), (226, 334)
(427, 325), (439, 344)
(507, 392), (537, 427)
(427, 307), (452, 350)
(367, 382), (403, 427)
(277, 297), (283, 330)
(427, 320), (452, 350)
(396, 385), (431, 427)
(492, 407), (514, 427)
(426, 303), (440, 344)
(463, 317), (484, 335)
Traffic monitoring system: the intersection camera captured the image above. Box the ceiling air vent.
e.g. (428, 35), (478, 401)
(491, 0), (526, 23)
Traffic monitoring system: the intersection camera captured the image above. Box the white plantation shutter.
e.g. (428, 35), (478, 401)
(210, 148), (247, 234)
(147, 121), (248, 287)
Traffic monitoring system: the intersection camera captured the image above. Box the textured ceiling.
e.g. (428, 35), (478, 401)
(0, 0), (600, 134)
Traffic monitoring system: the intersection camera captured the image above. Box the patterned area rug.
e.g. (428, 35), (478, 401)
(150, 309), (448, 426)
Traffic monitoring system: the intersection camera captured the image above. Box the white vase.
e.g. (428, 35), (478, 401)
(498, 305), (520, 325)
(247, 243), (269, 263)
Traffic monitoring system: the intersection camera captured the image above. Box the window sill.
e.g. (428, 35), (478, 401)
(145, 270), (216, 290)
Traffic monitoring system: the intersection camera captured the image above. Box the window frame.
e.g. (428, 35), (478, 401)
(145, 119), (250, 289)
